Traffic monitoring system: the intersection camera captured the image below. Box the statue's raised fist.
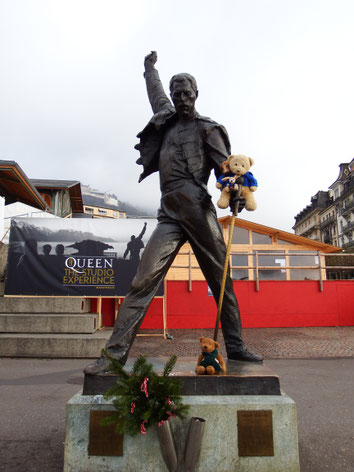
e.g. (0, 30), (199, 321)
(144, 51), (157, 71)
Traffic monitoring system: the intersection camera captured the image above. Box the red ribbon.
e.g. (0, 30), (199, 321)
(140, 377), (149, 398)
(130, 402), (135, 414)
(140, 420), (148, 435)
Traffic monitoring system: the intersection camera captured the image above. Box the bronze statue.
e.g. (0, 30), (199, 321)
(84, 52), (262, 374)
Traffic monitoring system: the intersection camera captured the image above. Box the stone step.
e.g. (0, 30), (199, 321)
(0, 330), (111, 358)
(0, 297), (91, 314)
(0, 313), (99, 334)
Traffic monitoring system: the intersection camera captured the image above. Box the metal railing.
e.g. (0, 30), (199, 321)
(319, 215), (336, 229)
(341, 221), (354, 234)
(339, 201), (354, 215)
(170, 251), (354, 292)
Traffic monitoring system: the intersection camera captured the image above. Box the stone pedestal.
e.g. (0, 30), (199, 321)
(83, 357), (281, 396)
(64, 391), (300, 472)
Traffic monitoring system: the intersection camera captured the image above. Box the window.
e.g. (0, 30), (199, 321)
(85, 207), (94, 213)
(277, 239), (292, 245)
(231, 254), (248, 280)
(98, 209), (107, 215)
(252, 231), (272, 244)
(231, 227), (249, 244)
(289, 251), (319, 280)
(253, 251), (286, 280)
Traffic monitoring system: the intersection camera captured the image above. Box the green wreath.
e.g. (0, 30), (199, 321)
(101, 351), (190, 437)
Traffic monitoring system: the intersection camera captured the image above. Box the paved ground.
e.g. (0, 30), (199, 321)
(0, 327), (353, 472)
(130, 326), (354, 359)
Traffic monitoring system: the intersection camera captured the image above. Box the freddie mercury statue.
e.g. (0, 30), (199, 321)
(84, 51), (262, 374)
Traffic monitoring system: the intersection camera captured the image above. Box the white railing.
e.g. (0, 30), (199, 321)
(170, 251), (354, 292)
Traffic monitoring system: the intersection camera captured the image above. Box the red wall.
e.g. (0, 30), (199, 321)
(97, 280), (354, 329)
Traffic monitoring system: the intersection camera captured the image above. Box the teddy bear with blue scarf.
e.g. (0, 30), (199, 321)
(195, 337), (226, 375)
(216, 154), (258, 211)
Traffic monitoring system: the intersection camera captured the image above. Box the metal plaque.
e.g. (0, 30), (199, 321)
(237, 410), (274, 456)
(88, 410), (123, 456)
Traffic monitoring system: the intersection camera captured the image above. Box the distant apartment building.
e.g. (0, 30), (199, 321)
(293, 191), (329, 241)
(293, 159), (354, 250)
(330, 161), (354, 250)
(81, 185), (127, 219)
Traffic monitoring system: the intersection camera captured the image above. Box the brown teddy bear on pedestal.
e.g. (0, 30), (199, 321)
(195, 337), (226, 375)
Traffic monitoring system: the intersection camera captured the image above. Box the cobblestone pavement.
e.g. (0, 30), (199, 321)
(130, 326), (354, 359)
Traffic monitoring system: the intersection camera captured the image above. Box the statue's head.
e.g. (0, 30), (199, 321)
(169, 73), (198, 119)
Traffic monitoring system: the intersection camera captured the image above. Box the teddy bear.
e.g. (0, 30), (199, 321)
(216, 154), (258, 211)
(195, 337), (226, 375)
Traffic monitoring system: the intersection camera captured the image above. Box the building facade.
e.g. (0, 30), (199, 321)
(81, 185), (127, 219)
(293, 191), (329, 241)
(167, 217), (340, 285)
(329, 161), (354, 250)
(293, 159), (354, 250)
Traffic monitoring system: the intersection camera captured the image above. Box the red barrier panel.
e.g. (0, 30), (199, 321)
(141, 280), (354, 329)
(98, 280), (354, 329)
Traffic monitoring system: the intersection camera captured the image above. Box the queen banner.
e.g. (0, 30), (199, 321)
(5, 217), (163, 297)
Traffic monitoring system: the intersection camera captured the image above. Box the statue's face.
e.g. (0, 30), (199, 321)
(171, 80), (198, 118)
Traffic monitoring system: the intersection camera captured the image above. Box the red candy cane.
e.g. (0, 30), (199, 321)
(140, 377), (149, 398)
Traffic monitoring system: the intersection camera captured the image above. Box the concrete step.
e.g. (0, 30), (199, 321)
(0, 330), (112, 358)
(0, 313), (99, 334)
(0, 297), (91, 314)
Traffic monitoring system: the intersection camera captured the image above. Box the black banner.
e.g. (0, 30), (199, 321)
(5, 218), (163, 296)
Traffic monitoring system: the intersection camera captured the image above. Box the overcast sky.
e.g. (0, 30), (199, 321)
(1, 0), (353, 232)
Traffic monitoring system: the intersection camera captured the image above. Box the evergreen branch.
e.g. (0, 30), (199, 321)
(101, 349), (130, 379)
(100, 413), (120, 426)
(163, 355), (177, 377)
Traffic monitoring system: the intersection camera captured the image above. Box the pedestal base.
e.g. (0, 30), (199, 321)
(64, 391), (299, 472)
(83, 358), (281, 395)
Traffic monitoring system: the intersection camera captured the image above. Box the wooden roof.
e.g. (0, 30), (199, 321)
(31, 179), (84, 214)
(0, 161), (48, 210)
(218, 216), (342, 253)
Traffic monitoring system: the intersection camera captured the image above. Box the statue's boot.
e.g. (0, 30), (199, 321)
(84, 356), (111, 375)
(227, 348), (263, 363)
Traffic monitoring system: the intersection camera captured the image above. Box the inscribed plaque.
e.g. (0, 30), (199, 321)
(88, 410), (123, 456)
(237, 410), (274, 456)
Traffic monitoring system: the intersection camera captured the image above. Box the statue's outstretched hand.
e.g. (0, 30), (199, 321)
(144, 51), (157, 71)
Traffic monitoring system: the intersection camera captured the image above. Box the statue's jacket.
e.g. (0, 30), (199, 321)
(135, 69), (231, 192)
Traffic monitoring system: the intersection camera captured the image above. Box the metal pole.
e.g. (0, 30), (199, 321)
(163, 279), (167, 339)
(213, 181), (243, 342)
(255, 250), (259, 292)
(188, 250), (192, 292)
(318, 251), (323, 292)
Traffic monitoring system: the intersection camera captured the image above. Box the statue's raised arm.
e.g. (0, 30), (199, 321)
(143, 51), (172, 114)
